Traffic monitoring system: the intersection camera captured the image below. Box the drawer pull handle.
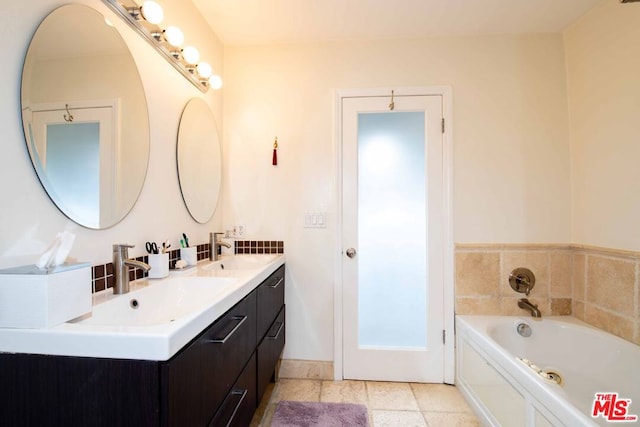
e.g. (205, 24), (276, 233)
(268, 277), (284, 289)
(225, 389), (248, 427)
(211, 388), (247, 427)
(207, 316), (247, 344)
(267, 321), (284, 340)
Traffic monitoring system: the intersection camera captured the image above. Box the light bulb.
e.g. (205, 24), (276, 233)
(164, 26), (184, 47)
(209, 75), (223, 90)
(140, 1), (164, 25)
(182, 46), (200, 65)
(196, 62), (213, 79)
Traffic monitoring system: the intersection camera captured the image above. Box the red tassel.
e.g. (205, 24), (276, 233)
(272, 137), (278, 166)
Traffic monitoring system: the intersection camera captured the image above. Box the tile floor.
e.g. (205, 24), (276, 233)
(251, 379), (481, 427)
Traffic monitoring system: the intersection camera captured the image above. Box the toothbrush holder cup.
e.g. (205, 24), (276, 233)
(147, 253), (169, 279)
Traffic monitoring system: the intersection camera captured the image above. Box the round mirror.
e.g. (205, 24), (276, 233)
(177, 98), (222, 223)
(21, 5), (150, 229)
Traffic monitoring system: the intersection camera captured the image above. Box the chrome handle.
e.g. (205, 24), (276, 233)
(212, 388), (247, 427)
(346, 248), (356, 258)
(268, 277), (284, 289)
(267, 321), (284, 340)
(227, 389), (248, 425)
(509, 267), (536, 296)
(207, 315), (247, 344)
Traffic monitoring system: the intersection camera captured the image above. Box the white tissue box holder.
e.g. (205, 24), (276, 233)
(0, 263), (92, 328)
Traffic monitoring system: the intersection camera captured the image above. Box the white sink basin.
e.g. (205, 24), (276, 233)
(203, 254), (280, 271)
(0, 253), (285, 361)
(72, 277), (239, 327)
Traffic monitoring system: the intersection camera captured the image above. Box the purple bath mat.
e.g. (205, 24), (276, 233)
(271, 401), (369, 427)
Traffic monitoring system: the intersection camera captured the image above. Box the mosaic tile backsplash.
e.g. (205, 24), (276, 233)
(235, 240), (284, 254)
(91, 240), (283, 293)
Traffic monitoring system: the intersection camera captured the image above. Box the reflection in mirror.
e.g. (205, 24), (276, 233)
(21, 4), (150, 229)
(177, 98), (222, 223)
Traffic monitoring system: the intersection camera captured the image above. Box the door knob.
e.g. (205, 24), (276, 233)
(346, 248), (356, 258)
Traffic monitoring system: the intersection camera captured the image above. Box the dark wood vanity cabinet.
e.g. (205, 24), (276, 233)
(256, 265), (286, 404)
(208, 353), (257, 427)
(257, 265), (285, 339)
(257, 306), (285, 400)
(0, 264), (285, 427)
(161, 290), (257, 427)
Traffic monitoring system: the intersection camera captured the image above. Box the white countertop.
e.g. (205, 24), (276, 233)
(0, 254), (285, 361)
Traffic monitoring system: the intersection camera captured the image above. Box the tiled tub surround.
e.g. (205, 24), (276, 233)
(91, 241), (284, 293)
(455, 243), (640, 345)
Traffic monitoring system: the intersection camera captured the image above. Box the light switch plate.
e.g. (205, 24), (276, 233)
(304, 212), (327, 228)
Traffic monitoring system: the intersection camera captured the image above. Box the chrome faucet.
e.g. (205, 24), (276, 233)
(113, 244), (151, 294)
(210, 232), (232, 261)
(518, 298), (542, 318)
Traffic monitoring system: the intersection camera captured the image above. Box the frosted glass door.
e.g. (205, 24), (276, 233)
(358, 112), (427, 348)
(342, 94), (444, 382)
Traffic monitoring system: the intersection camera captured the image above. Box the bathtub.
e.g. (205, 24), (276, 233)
(456, 315), (640, 426)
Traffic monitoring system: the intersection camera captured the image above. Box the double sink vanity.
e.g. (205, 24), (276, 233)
(0, 254), (286, 427)
(8, 3), (284, 425)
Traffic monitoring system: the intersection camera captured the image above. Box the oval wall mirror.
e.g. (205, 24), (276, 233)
(177, 98), (222, 223)
(21, 4), (150, 229)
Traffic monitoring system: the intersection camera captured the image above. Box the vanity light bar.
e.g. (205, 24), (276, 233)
(101, 0), (221, 92)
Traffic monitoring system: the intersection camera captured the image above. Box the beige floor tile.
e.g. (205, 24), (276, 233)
(321, 380), (368, 404)
(254, 380), (481, 426)
(257, 404), (276, 427)
(270, 379), (322, 403)
(411, 383), (473, 413)
(367, 382), (420, 411)
(252, 383), (275, 426)
(423, 411), (481, 427)
(371, 410), (427, 427)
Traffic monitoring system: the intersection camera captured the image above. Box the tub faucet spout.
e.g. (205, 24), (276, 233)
(518, 298), (541, 318)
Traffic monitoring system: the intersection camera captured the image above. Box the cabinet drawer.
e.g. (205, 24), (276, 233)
(257, 306), (285, 403)
(257, 265), (285, 340)
(209, 353), (257, 427)
(201, 290), (257, 422)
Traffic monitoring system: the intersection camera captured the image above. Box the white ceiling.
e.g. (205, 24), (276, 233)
(192, 0), (602, 46)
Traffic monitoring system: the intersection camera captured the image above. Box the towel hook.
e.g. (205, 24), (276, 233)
(389, 90), (395, 111)
(63, 104), (74, 123)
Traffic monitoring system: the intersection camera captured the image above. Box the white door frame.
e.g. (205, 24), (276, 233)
(333, 86), (455, 383)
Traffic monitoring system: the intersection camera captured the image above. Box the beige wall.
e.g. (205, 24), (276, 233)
(223, 35), (572, 360)
(565, 0), (640, 251)
(455, 0), (640, 351)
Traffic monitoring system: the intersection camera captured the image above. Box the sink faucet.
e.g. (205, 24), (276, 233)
(518, 298), (542, 318)
(210, 232), (232, 261)
(113, 244), (151, 294)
